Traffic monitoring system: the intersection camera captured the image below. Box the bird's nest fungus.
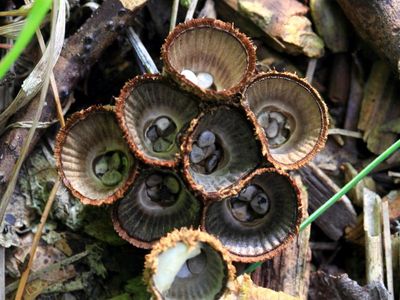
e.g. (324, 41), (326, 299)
(55, 17), (329, 298)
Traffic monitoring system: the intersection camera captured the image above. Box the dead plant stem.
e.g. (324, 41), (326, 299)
(15, 179), (61, 300)
(14, 0), (66, 297)
(306, 58), (317, 83)
(169, 0), (179, 32)
(30, 9), (65, 127)
(185, 0), (199, 20)
(32, 2), (65, 127)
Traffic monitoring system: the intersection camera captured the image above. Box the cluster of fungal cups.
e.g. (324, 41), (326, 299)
(55, 18), (329, 299)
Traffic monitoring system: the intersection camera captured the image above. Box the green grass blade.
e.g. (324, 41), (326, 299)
(0, 4), (32, 17)
(243, 261), (262, 275)
(299, 138), (400, 231)
(0, 0), (52, 79)
(243, 138), (400, 274)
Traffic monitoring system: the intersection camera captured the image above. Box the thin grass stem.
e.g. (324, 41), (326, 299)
(305, 58), (317, 83)
(299, 139), (400, 231)
(169, 0), (179, 32)
(127, 27), (158, 74)
(0, 5), (31, 17)
(15, 179), (61, 299)
(13, 0), (66, 297)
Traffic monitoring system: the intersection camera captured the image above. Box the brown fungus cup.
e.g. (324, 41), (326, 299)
(182, 106), (262, 200)
(112, 168), (202, 249)
(162, 18), (256, 101)
(202, 168), (302, 262)
(242, 72), (329, 170)
(116, 74), (200, 168)
(144, 228), (235, 300)
(55, 106), (137, 205)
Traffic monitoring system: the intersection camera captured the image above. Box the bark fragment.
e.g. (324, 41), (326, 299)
(251, 176), (310, 299)
(309, 271), (389, 300)
(298, 162), (357, 241)
(337, 0), (400, 75)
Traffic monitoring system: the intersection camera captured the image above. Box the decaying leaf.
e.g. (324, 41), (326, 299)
(5, 233), (74, 279)
(237, 0), (324, 57)
(358, 61), (400, 155)
(310, 0), (349, 53)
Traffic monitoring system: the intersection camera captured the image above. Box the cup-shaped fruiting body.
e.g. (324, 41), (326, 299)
(55, 106), (137, 205)
(182, 106), (262, 200)
(144, 228), (235, 300)
(112, 168), (202, 249)
(242, 72), (329, 170)
(116, 74), (200, 168)
(162, 18), (256, 101)
(202, 168), (302, 262)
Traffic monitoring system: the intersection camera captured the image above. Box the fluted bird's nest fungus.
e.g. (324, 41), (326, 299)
(55, 17), (328, 298)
